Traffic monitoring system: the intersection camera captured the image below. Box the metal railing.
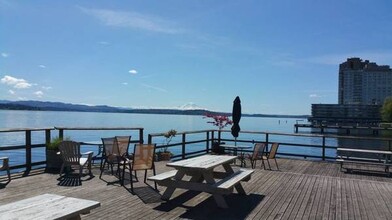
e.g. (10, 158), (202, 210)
(0, 127), (144, 175)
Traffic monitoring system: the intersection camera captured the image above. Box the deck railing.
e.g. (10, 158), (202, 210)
(1, 127), (392, 176)
(0, 127), (144, 175)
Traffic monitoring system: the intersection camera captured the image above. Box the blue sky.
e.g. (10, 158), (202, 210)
(1, 0), (392, 115)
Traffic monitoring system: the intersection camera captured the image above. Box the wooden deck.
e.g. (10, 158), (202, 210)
(1, 158), (392, 219)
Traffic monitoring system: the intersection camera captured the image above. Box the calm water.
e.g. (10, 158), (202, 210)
(0, 110), (390, 171)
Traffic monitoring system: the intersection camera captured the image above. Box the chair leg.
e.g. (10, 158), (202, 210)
(100, 160), (106, 179)
(59, 163), (65, 176)
(266, 159), (271, 170)
(274, 158), (279, 170)
(7, 168), (11, 182)
(261, 159), (266, 170)
(134, 170), (138, 181)
(121, 163), (126, 186)
(153, 165), (157, 190)
(130, 170), (134, 193)
(144, 170), (147, 183)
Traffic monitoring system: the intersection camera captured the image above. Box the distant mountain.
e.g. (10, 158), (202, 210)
(0, 100), (309, 118)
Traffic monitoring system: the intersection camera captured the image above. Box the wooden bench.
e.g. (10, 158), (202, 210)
(148, 170), (177, 182)
(148, 169), (254, 194)
(0, 193), (100, 220)
(337, 148), (392, 175)
(213, 169), (254, 194)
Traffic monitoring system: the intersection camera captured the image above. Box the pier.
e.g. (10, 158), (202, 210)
(294, 123), (392, 135)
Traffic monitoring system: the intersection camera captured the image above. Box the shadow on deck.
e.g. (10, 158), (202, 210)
(1, 158), (392, 219)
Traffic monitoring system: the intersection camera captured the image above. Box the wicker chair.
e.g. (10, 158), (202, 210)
(58, 141), (93, 178)
(123, 144), (157, 192)
(0, 157), (11, 183)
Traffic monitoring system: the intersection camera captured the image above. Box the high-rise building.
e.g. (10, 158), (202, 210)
(338, 58), (392, 105)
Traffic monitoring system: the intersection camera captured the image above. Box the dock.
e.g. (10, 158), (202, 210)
(294, 123), (392, 135)
(1, 158), (392, 219)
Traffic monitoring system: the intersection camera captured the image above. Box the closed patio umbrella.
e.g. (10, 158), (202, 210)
(231, 96), (241, 146)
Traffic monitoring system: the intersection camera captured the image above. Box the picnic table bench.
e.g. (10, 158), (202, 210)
(148, 155), (254, 208)
(337, 148), (392, 175)
(0, 193), (100, 220)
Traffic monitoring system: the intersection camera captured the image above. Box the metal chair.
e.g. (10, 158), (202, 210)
(58, 141), (93, 178)
(262, 143), (280, 170)
(100, 137), (122, 180)
(0, 157), (11, 183)
(248, 143), (267, 169)
(123, 144), (157, 192)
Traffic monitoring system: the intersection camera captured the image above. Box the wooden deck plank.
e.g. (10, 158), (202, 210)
(1, 158), (392, 220)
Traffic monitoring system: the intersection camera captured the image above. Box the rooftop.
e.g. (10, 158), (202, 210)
(1, 158), (392, 219)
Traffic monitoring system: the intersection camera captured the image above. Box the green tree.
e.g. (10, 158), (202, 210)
(381, 97), (392, 122)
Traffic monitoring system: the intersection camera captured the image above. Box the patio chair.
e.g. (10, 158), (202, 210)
(58, 141), (93, 178)
(123, 144), (157, 192)
(115, 136), (132, 158)
(0, 157), (11, 182)
(247, 143), (267, 169)
(100, 137), (122, 181)
(262, 143), (280, 170)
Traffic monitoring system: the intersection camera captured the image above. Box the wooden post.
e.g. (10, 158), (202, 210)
(139, 128), (144, 144)
(182, 133), (186, 159)
(148, 134), (152, 144)
(25, 130), (32, 172)
(218, 130), (221, 143)
(211, 131), (215, 146)
(322, 136), (326, 161)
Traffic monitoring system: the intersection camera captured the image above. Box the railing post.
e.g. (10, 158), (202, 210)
(58, 128), (64, 139)
(206, 131), (210, 153)
(25, 130), (32, 172)
(265, 133), (269, 152)
(139, 128), (144, 144)
(182, 133), (186, 159)
(211, 131), (215, 146)
(148, 134), (152, 144)
(45, 129), (51, 146)
(218, 130), (221, 143)
(322, 136), (326, 161)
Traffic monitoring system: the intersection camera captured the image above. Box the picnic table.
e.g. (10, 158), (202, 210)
(148, 155), (254, 208)
(0, 193), (100, 220)
(337, 148), (392, 175)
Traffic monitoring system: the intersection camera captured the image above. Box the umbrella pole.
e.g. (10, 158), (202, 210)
(235, 137), (237, 146)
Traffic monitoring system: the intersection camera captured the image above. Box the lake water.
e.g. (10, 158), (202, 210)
(0, 110), (390, 171)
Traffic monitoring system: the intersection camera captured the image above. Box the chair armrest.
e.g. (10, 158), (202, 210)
(0, 157), (9, 161)
(82, 151), (94, 157)
(82, 151), (94, 162)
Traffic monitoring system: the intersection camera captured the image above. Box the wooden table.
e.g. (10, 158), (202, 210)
(0, 194), (100, 220)
(149, 155), (254, 208)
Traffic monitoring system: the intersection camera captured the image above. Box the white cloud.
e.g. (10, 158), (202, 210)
(8, 89), (15, 95)
(1, 52), (9, 58)
(129, 69), (137, 75)
(309, 94), (322, 98)
(1, 75), (32, 89)
(79, 6), (182, 34)
(34, 91), (43, 98)
(141, 83), (167, 93)
(38, 65), (46, 69)
(41, 86), (52, 90)
(98, 41), (110, 45)
(122, 82), (128, 85)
